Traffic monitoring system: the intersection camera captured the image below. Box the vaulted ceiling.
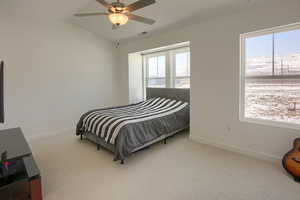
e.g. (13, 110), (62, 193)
(71, 0), (272, 41)
(0, 0), (272, 42)
(0, 0), (90, 21)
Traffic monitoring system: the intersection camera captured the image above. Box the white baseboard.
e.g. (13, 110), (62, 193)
(27, 127), (75, 143)
(190, 135), (281, 164)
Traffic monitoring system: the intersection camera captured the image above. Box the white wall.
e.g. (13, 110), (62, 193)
(117, 0), (300, 161)
(0, 19), (119, 140)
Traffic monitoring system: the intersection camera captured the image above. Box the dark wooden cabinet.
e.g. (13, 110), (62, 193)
(0, 128), (42, 200)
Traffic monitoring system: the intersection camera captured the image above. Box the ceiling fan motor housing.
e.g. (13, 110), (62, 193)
(109, 2), (126, 13)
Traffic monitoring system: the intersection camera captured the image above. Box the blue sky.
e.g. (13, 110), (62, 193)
(246, 29), (300, 57)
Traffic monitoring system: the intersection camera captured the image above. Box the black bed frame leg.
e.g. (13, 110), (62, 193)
(120, 160), (124, 165)
(97, 144), (100, 151)
(164, 138), (167, 144)
(80, 133), (83, 140)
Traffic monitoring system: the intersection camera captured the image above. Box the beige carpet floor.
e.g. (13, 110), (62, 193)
(30, 131), (300, 200)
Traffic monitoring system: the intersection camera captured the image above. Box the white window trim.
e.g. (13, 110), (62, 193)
(171, 47), (190, 87)
(144, 51), (169, 88)
(143, 47), (190, 94)
(239, 22), (300, 130)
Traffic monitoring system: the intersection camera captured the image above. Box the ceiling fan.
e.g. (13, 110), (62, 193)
(74, 0), (156, 29)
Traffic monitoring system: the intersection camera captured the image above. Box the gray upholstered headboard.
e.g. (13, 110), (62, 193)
(146, 88), (190, 103)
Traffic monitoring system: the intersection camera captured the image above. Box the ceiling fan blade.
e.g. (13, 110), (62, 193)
(96, 0), (111, 8)
(126, 13), (155, 25)
(126, 0), (156, 12)
(74, 12), (108, 17)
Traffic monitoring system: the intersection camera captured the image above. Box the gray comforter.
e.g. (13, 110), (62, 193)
(76, 98), (190, 160)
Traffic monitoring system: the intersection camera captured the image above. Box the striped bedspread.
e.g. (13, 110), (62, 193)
(80, 98), (189, 145)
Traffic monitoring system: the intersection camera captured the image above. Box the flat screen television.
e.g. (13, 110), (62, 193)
(0, 61), (4, 123)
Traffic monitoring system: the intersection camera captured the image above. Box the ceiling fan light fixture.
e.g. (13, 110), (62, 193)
(75, 0), (156, 28)
(108, 13), (128, 26)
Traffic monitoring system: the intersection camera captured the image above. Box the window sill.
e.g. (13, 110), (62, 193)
(239, 116), (300, 131)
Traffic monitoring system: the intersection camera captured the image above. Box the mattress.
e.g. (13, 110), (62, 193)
(76, 98), (189, 160)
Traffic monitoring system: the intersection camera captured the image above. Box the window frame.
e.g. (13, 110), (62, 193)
(144, 52), (169, 88)
(143, 47), (190, 90)
(171, 48), (191, 88)
(239, 22), (300, 130)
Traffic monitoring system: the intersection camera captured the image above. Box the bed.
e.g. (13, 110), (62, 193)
(76, 88), (190, 164)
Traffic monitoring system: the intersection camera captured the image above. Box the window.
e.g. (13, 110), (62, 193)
(174, 49), (191, 88)
(146, 54), (166, 88)
(240, 23), (300, 129)
(144, 47), (190, 89)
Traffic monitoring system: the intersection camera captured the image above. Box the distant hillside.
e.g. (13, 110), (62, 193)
(246, 53), (300, 76)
